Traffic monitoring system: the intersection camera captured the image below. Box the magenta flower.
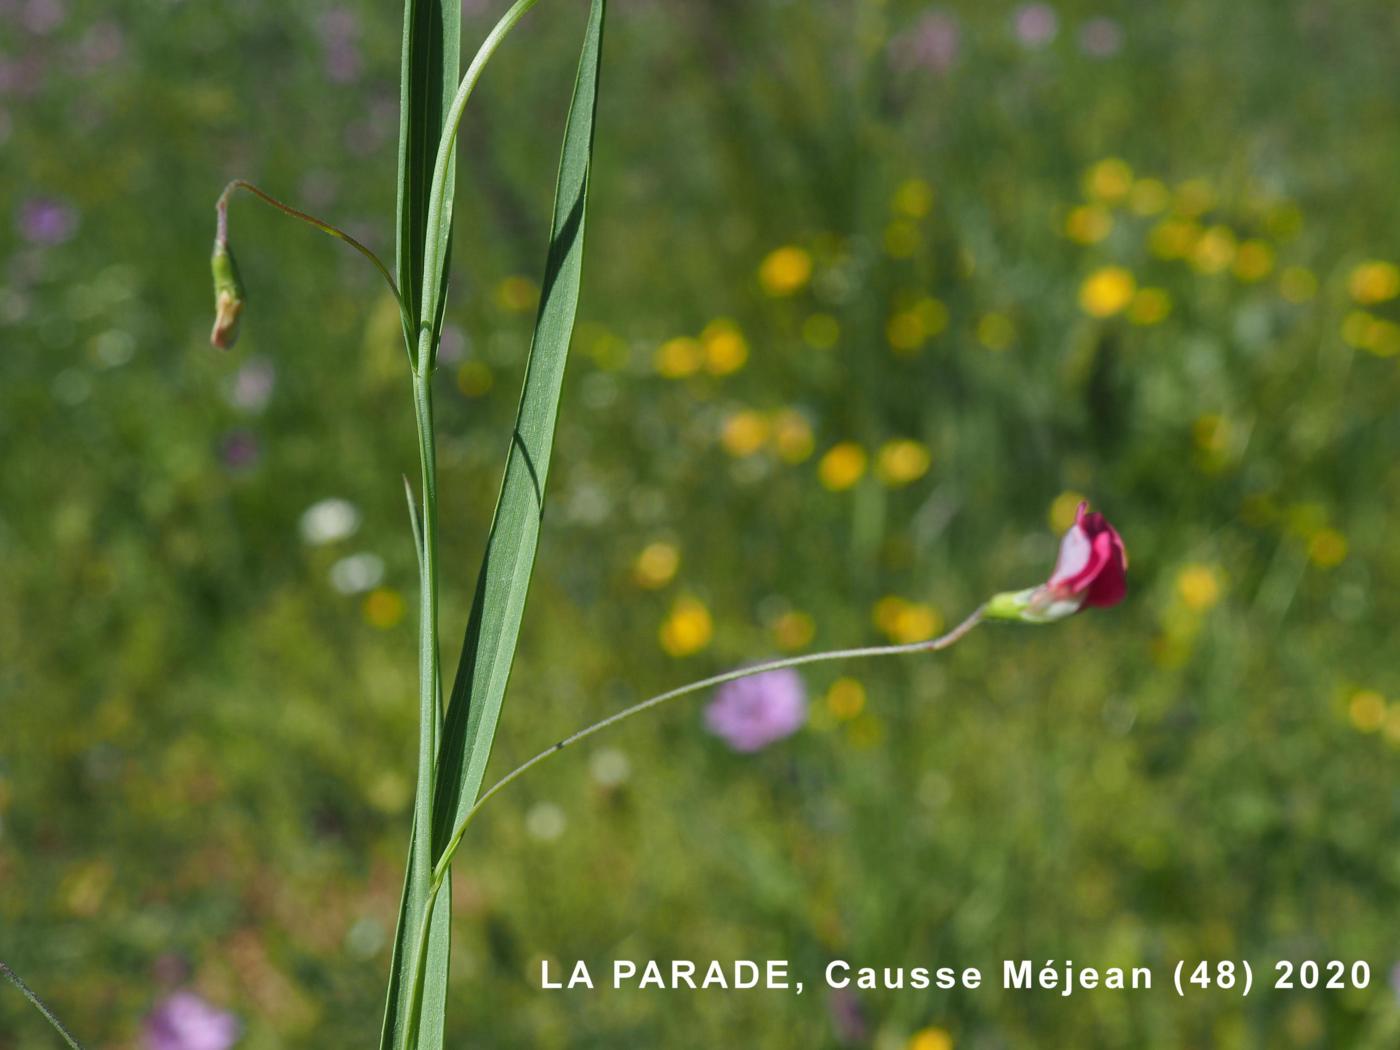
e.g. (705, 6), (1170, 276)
(986, 502), (1127, 622)
(1045, 502), (1127, 609)
(704, 668), (807, 752)
(143, 991), (240, 1050)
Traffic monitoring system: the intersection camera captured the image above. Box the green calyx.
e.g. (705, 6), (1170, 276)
(210, 239), (246, 349)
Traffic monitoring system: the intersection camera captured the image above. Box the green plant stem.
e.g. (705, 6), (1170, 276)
(395, 8), (553, 1046)
(433, 603), (986, 882)
(216, 180), (415, 346)
(398, 604), (987, 1038)
(403, 369), (442, 1050)
(0, 961), (85, 1050)
(414, 0), (542, 373)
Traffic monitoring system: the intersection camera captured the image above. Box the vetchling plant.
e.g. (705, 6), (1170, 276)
(4, 1), (1128, 1045)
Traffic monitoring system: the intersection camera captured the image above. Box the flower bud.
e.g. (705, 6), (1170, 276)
(210, 239), (246, 349)
(985, 503), (1127, 624)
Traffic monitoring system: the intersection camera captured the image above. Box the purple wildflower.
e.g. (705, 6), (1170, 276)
(1078, 17), (1123, 58)
(704, 668), (806, 752)
(219, 429), (260, 471)
(890, 11), (960, 76)
(17, 196), (77, 245)
(143, 991), (240, 1050)
(1012, 3), (1059, 48)
(827, 986), (868, 1045)
(22, 0), (65, 35)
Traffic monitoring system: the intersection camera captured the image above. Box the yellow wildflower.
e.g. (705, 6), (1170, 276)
(759, 246), (812, 296)
(819, 442), (867, 491)
(659, 596), (712, 657)
(887, 310), (926, 354)
(874, 596), (943, 644)
(893, 178), (934, 218)
(908, 1028), (954, 1050)
(1079, 267), (1136, 318)
(1307, 528), (1347, 568)
(456, 361), (494, 397)
(721, 410), (769, 457)
(1149, 218), (1199, 260)
(701, 318), (748, 375)
(495, 275), (539, 313)
(1233, 240), (1275, 282)
(1176, 565), (1222, 612)
(918, 297), (949, 335)
(1084, 158), (1133, 203)
(1347, 260), (1400, 305)
(654, 336), (704, 378)
(876, 439), (932, 486)
(826, 678), (866, 721)
(634, 542), (680, 589)
(1064, 204), (1113, 244)
(771, 408), (815, 463)
(1190, 226), (1237, 274)
(1348, 690), (1386, 733)
(773, 611), (815, 651)
(364, 588), (405, 629)
(1048, 490), (1086, 532)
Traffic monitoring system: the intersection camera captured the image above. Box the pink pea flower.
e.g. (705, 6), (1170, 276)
(704, 668), (807, 752)
(143, 991), (240, 1050)
(987, 502), (1127, 622)
(1045, 502), (1127, 609)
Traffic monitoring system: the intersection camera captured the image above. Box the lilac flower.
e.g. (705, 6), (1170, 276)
(890, 11), (960, 75)
(1078, 17), (1123, 58)
(22, 0), (65, 35)
(143, 991), (239, 1050)
(226, 358), (275, 412)
(1012, 3), (1059, 48)
(0, 54), (46, 97)
(318, 8), (362, 84)
(704, 668), (806, 752)
(17, 196), (77, 245)
(827, 986), (868, 1045)
(77, 21), (126, 69)
(219, 429), (260, 471)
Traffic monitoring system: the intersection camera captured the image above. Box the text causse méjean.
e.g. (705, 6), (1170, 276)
(541, 959), (1152, 997)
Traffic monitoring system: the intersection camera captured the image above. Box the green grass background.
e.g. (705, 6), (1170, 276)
(2, 0), (1399, 1046)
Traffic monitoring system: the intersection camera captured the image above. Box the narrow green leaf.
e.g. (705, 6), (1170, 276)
(396, 0), (460, 345)
(377, 827), (450, 1050)
(382, 0), (458, 1046)
(431, 0), (607, 858)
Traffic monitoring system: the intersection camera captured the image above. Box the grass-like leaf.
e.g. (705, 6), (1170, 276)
(396, 0), (460, 340)
(431, 0), (607, 875)
(381, 0), (458, 1046)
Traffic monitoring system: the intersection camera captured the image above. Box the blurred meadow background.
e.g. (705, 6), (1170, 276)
(4, 0), (1400, 1046)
